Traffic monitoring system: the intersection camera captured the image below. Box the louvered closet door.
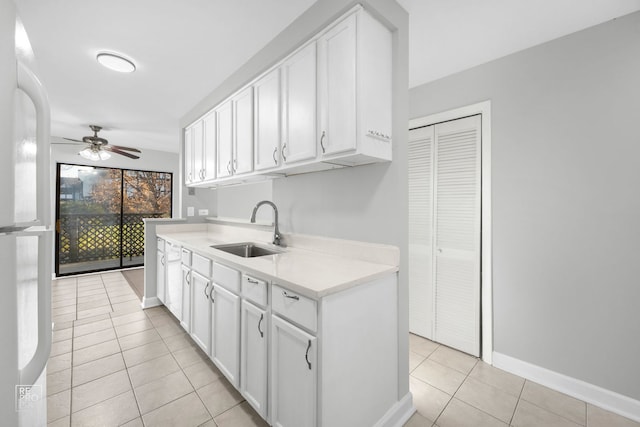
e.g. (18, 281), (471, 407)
(433, 115), (481, 356)
(408, 125), (434, 339)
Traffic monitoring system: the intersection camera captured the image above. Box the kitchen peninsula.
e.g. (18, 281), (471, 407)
(143, 219), (413, 427)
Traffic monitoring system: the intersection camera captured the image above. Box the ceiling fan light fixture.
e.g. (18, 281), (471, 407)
(79, 146), (111, 161)
(96, 52), (136, 73)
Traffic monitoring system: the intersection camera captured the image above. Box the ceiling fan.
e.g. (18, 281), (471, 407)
(58, 125), (141, 160)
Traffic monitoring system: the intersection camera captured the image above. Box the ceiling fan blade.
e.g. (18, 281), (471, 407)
(60, 137), (86, 143)
(52, 141), (87, 145)
(109, 144), (141, 153)
(103, 146), (140, 159)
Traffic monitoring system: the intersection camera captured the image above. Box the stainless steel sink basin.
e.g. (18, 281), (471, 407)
(211, 242), (284, 258)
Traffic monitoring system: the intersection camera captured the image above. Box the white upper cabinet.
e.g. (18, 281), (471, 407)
(184, 5), (391, 187)
(216, 99), (234, 179)
(185, 113), (216, 185)
(254, 68), (281, 171)
(184, 127), (195, 185)
(192, 120), (204, 181)
(318, 9), (392, 164)
(233, 86), (254, 175)
(281, 41), (317, 165)
(317, 13), (357, 156)
(201, 112), (216, 181)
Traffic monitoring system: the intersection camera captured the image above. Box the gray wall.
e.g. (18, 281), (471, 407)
(410, 11), (640, 400)
(181, 0), (410, 398)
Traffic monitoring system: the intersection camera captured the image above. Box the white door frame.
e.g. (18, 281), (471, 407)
(409, 100), (493, 364)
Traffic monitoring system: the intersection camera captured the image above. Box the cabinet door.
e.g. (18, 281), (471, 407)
(240, 300), (268, 418)
(156, 250), (165, 303)
(254, 68), (281, 171)
(190, 271), (211, 355)
(216, 100), (234, 178)
(233, 87), (254, 175)
(202, 112), (216, 181)
(181, 265), (191, 332)
(317, 14), (357, 156)
(211, 284), (240, 387)
(192, 120), (204, 182)
(184, 127), (195, 185)
(271, 315), (316, 427)
(166, 259), (182, 319)
(281, 42), (317, 164)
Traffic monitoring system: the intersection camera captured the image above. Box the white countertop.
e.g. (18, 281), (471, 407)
(155, 224), (399, 299)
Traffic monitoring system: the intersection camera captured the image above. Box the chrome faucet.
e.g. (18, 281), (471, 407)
(250, 200), (282, 246)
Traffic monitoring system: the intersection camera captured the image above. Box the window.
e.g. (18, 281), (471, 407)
(55, 163), (173, 276)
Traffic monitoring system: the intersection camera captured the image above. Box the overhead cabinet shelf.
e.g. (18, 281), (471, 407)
(183, 5), (392, 187)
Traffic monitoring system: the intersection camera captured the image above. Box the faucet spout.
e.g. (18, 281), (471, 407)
(250, 200), (282, 246)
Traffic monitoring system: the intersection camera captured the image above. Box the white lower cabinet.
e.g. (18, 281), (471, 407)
(190, 270), (211, 354)
(165, 242), (182, 319)
(154, 243), (401, 426)
(180, 264), (191, 332)
(240, 300), (268, 418)
(211, 284), (241, 388)
(270, 315), (317, 427)
(156, 246), (166, 304)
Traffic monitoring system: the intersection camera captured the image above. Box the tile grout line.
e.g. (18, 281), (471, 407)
(106, 284), (144, 425)
(69, 276), (78, 424)
(508, 378), (527, 426)
(433, 356), (480, 426)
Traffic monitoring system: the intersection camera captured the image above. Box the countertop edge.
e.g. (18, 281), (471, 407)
(156, 231), (399, 300)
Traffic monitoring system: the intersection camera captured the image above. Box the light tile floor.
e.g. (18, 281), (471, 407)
(406, 334), (640, 427)
(47, 271), (640, 427)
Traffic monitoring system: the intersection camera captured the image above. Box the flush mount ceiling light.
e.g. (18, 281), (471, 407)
(96, 52), (136, 73)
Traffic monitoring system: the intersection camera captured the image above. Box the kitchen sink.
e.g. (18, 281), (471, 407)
(211, 242), (285, 258)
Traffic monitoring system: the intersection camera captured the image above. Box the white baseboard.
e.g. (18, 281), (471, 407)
(140, 296), (161, 309)
(375, 392), (415, 427)
(493, 352), (640, 422)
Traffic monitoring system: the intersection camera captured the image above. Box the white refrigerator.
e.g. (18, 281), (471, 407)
(1, 0), (53, 425)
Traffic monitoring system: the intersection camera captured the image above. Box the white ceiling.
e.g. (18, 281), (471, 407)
(15, 0), (640, 154)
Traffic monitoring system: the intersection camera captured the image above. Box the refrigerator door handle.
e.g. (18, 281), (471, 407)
(19, 230), (52, 386)
(16, 61), (51, 227)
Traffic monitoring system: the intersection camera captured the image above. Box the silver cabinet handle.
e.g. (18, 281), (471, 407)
(320, 131), (326, 154)
(184, 270), (190, 284)
(247, 277), (259, 285)
(233, 158), (237, 172)
(305, 339), (312, 370)
(282, 290), (299, 301)
(204, 281), (210, 300)
(258, 313), (264, 338)
(161, 256), (165, 266)
(282, 144), (287, 162)
(209, 284), (215, 303)
(227, 160), (231, 174)
(272, 147), (278, 165)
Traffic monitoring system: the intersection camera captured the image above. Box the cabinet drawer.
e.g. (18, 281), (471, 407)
(157, 238), (165, 252)
(271, 284), (317, 333)
(242, 274), (267, 306)
(213, 262), (241, 294)
(181, 248), (192, 265)
(192, 253), (211, 277)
